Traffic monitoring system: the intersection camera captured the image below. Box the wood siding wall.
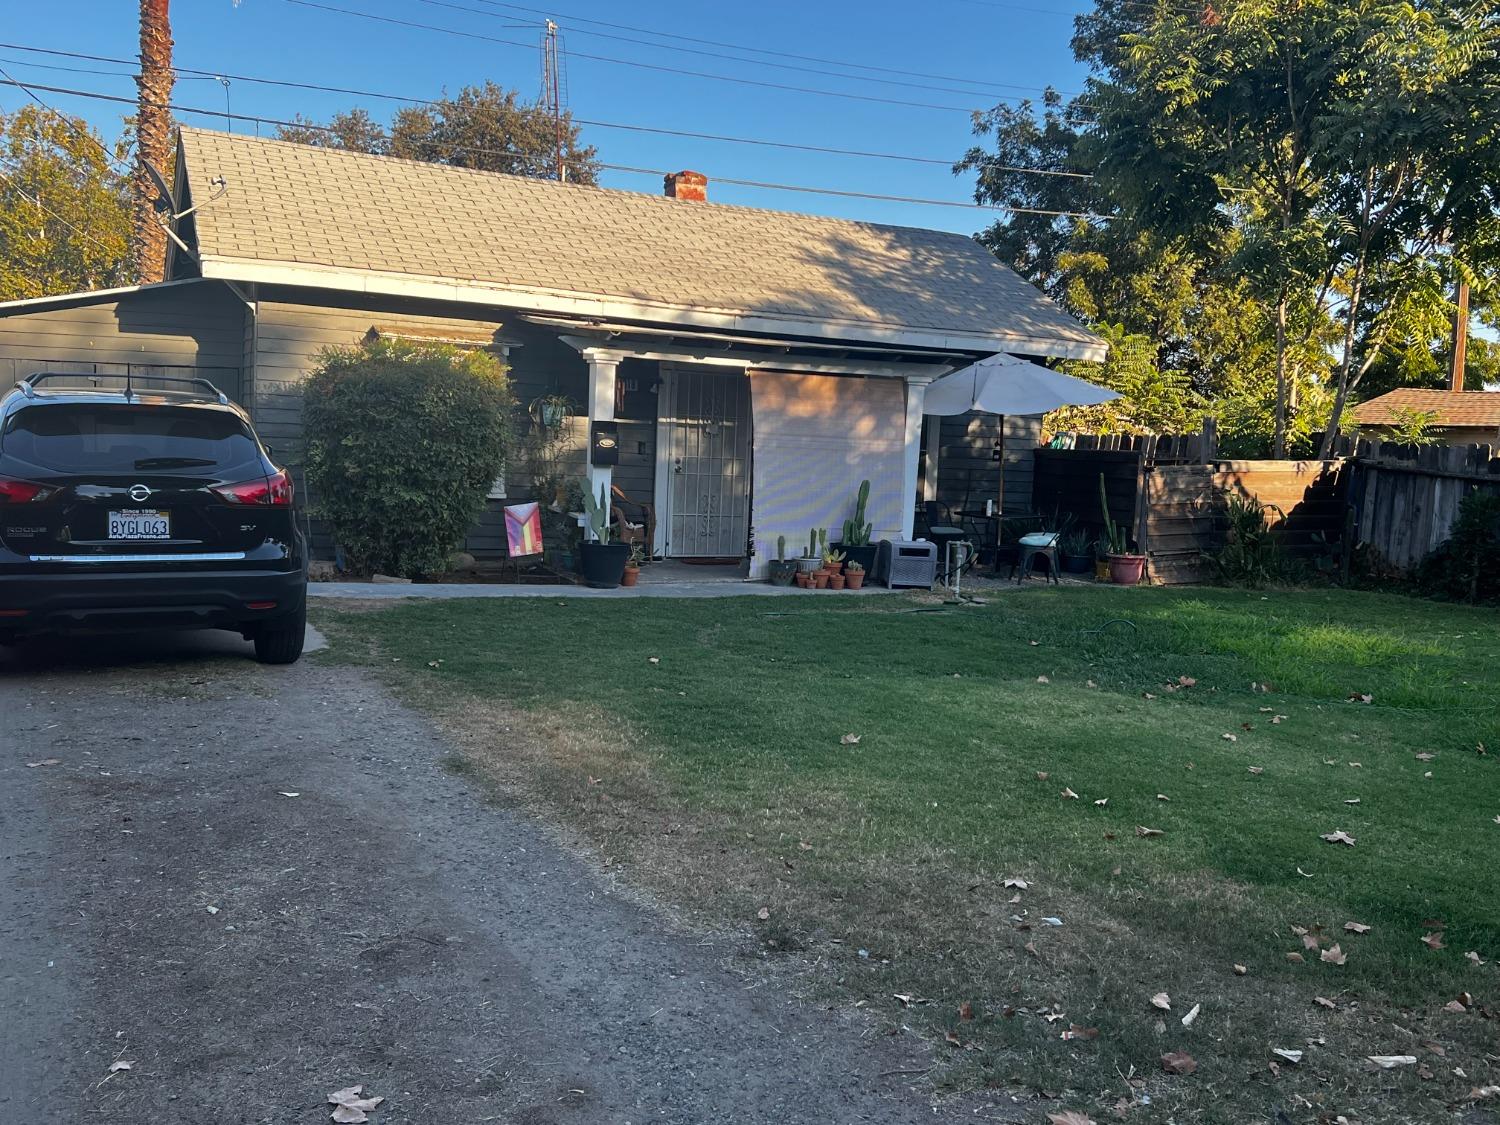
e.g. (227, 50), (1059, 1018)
(0, 281), (247, 399)
(1350, 440), (1500, 572)
(934, 413), (1039, 516)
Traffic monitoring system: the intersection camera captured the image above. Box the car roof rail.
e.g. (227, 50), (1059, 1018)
(22, 371), (230, 405)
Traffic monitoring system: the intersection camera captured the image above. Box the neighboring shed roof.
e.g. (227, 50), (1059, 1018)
(1350, 389), (1500, 429)
(174, 128), (1104, 359)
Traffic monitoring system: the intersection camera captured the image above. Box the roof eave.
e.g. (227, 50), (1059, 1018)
(197, 256), (1108, 362)
(0, 278), (206, 314)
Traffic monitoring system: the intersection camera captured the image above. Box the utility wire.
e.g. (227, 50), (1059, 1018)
(0, 79), (1110, 220)
(0, 47), (1096, 179)
(280, 0), (989, 114)
(0, 63), (133, 174)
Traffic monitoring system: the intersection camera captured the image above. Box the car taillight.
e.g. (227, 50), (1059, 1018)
(0, 479), (54, 503)
(213, 469), (293, 506)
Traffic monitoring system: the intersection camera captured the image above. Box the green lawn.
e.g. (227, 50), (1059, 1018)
(318, 586), (1500, 1124)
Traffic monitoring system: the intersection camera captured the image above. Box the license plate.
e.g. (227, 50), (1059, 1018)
(108, 509), (171, 540)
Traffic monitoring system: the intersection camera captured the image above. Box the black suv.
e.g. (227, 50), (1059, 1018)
(0, 373), (308, 663)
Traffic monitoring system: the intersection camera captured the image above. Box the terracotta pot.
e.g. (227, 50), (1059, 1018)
(812, 571), (830, 590)
(620, 565), (640, 587)
(829, 573), (846, 590)
(825, 561), (844, 576)
(795, 572), (811, 588)
(1107, 553), (1146, 586)
(845, 570), (865, 590)
(1094, 558), (1111, 581)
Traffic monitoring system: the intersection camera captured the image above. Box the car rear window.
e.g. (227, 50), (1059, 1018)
(1, 404), (262, 474)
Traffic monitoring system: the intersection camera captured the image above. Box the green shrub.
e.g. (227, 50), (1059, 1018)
(1210, 490), (1291, 586)
(1415, 489), (1500, 603)
(304, 338), (514, 577)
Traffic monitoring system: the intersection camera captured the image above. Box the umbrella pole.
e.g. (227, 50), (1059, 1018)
(996, 414), (1006, 523)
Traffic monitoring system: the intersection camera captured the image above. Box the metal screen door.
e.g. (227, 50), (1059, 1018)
(656, 366), (752, 558)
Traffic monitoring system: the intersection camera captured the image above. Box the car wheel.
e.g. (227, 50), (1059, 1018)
(252, 603), (306, 665)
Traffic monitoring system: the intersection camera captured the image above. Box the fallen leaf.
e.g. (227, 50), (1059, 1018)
(1315, 996), (1337, 1010)
(1416, 752), (1435, 761)
(1060, 1024), (1099, 1041)
(1348, 761), (1362, 768)
(1135, 826), (1164, 837)
(331, 1107), (369, 1124)
(1424, 771), (1433, 779)
(1222, 733), (1238, 742)
(109, 1060), (133, 1073)
(1321, 830), (1356, 846)
(1444, 999), (1468, 1013)
(1367, 1055), (1417, 1069)
(1344, 921), (1371, 934)
(1296, 867), (1314, 878)
(647, 656), (660, 664)
(1233, 964), (1247, 975)
(1286, 952), (1305, 964)
(1086, 679), (1097, 688)
(1036, 675), (1050, 684)
(1422, 932), (1446, 951)
(1143, 692), (1156, 700)
(205, 905), (219, 915)
(1025, 941), (1039, 958)
(958, 1000), (973, 1020)
(1271, 715), (1287, 724)
(1161, 1050), (1197, 1075)
(1046, 1112), (1097, 1125)
(798, 840), (812, 851)
(1061, 787), (1079, 800)
(839, 733), (861, 746)
(1321, 944), (1347, 965)
(1035, 771), (1049, 781)
(1272, 1048), (1303, 1064)
(1181, 1003), (1200, 1027)
(26, 759), (63, 768)
(1029, 639), (1040, 646)
(1248, 766), (1264, 775)
(1419, 1065), (1435, 1080)
(1094, 797), (1108, 806)
(1349, 692), (1374, 704)
(1003, 877), (1029, 889)
(1465, 951), (1486, 966)
(894, 993), (914, 1007)
(1302, 933), (1322, 951)
(1343, 798), (1360, 805)
(1177, 675), (1197, 687)
(278, 791), (300, 798)
(1150, 992), (1172, 1011)
(944, 1030), (963, 1047)
(1156, 794), (1170, 802)
(756, 907), (770, 920)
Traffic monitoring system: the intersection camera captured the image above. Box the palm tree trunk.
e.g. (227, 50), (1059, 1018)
(131, 0), (173, 284)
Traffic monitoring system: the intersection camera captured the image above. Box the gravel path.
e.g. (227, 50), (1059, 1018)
(0, 632), (977, 1125)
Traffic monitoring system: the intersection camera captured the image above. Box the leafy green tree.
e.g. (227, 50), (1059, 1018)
(276, 83), (599, 184)
(1052, 322), (1205, 435)
(0, 106), (130, 300)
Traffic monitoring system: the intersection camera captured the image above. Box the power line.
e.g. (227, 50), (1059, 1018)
(0, 80), (1109, 220)
(0, 48), (1095, 179)
(417, 0), (1084, 104)
(0, 63), (133, 174)
(463, 0), (1088, 98)
(280, 0), (988, 114)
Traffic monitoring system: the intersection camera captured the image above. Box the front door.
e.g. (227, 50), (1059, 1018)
(655, 365), (751, 558)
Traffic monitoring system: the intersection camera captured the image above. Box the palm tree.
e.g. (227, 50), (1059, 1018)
(132, 0), (173, 283)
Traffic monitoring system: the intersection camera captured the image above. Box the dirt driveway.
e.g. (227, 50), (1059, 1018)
(0, 631), (975, 1125)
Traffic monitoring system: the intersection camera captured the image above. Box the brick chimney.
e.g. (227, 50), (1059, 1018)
(663, 170), (708, 202)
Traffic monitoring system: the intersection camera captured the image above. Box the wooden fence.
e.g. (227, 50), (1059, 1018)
(1029, 430), (1500, 584)
(1348, 439), (1500, 572)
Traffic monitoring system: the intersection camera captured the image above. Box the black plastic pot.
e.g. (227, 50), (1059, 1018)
(835, 543), (878, 575)
(767, 559), (798, 586)
(579, 541), (631, 588)
(1062, 553), (1094, 574)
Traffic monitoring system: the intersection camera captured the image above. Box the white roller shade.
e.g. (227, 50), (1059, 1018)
(748, 371), (907, 576)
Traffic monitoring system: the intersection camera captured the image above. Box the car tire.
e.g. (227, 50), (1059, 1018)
(252, 603), (306, 665)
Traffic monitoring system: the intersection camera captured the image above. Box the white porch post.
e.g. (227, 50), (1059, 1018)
(582, 347), (622, 538)
(901, 376), (933, 540)
(921, 414), (941, 503)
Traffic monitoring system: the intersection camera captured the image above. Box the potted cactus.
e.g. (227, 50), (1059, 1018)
(578, 480), (631, 588)
(822, 546), (846, 575)
(844, 560), (866, 590)
(834, 479), (879, 574)
(767, 535), (798, 586)
(620, 542), (644, 587)
(797, 528), (824, 575)
(1099, 472), (1145, 585)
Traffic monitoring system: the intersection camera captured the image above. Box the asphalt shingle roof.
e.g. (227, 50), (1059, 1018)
(177, 127), (1101, 355)
(1350, 389), (1500, 428)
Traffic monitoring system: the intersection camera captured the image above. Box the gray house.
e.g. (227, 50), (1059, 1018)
(0, 128), (1103, 570)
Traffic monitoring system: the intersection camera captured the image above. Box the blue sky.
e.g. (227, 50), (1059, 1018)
(1, 0), (1095, 235)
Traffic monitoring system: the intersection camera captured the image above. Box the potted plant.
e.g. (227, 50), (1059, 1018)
(621, 542), (644, 587)
(767, 535), (798, 586)
(1099, 472), (1146, 585)
(823, 546), (846, 576)
(530, 393), (573, 429)
(834, 480), (879, 574)
(844, 560), (866, 590)
(797, 528), (824, 576)
(812, 567), (830, 589)
(1060, 529), (1095, 575)
(795, 570), (812, 589)
(829, 570), (846, 590)
(578, 480), (631, 588)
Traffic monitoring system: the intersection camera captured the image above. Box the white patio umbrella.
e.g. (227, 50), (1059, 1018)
(922, 353), (1119, 520)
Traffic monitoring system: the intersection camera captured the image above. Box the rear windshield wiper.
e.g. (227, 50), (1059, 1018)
(132, 456), (218, 469)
